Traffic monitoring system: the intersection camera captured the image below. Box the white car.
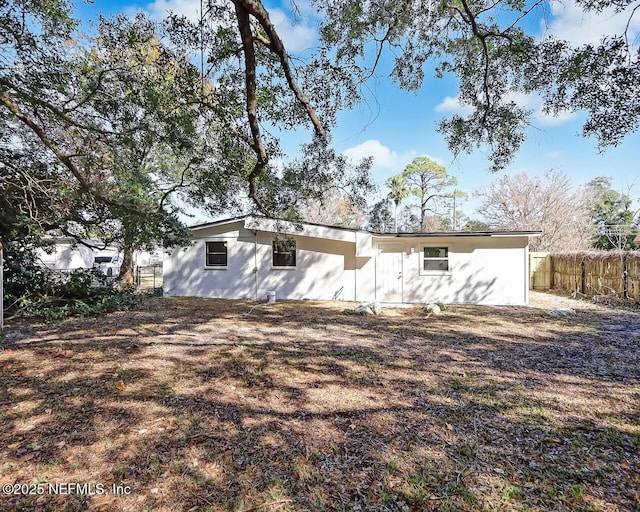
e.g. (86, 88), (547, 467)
(94, 254), (122, 278)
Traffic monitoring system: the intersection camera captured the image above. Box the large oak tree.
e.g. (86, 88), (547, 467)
(2, 0), (639, 296)
(312, 0), (640, 170)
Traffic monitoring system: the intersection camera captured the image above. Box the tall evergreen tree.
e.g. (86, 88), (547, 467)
(401, 157), (457, 232)
(586, 177), (638, 250)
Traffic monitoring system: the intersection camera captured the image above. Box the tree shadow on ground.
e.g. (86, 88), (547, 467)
(1, 297), (638, 511)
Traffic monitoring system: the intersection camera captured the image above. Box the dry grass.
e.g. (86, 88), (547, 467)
(1, 293), (639, 511)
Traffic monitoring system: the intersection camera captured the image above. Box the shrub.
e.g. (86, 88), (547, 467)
(4, 266), (142, 321)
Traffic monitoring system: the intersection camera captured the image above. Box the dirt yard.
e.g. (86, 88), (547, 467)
(1, 293), (638, 511)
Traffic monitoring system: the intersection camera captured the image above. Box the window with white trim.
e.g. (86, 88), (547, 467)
(272, 237), (296, 267)
(205, 241), (228, 268)
(422, 246), (448, 272)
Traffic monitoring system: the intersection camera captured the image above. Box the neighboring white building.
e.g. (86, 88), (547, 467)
(164, 215), (540, 305)
(37, 239), (118, 271)
(36, 238), (162, 276)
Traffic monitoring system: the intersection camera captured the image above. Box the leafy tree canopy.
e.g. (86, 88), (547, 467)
(385, 175), (410, 232)
(0, 0), (373, 290)
(367, 199), (394, 232)
(400, 156), (458, 232)
(313, 0), (640, 170)
(0, 4), (241, 284)
(586, 177), (639, 249)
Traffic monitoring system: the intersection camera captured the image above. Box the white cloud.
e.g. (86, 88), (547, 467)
(505, 91), (578, 126)
(147, 0), (200, 21)
(268, 9), (316, 53)
(543, 0), (640, 46)
(435, 92), (576, 126)
(434, 96), (474, 115)
(343, 140), (417, 171)
(536, 108), (578, 126)
(505, 91), (536, 109)
(543, 150), (566, 159)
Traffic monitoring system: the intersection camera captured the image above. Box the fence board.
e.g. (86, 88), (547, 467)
(529, 252), (551, 290)
(584, 256), (624, 296)
(628, 255), (640, 302)
(551, 254), (583, 293)
(547, 251), (640, 303)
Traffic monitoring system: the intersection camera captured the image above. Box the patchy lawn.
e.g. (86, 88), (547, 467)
(1, 293), (639, 512)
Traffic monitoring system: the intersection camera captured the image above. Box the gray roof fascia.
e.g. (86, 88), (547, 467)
(374, 231), (541, 238)
(189, 215), (541, 238)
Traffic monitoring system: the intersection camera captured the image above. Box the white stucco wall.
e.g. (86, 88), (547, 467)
(371, 236), (529, 305)
(164, 219), (531, 305)
(355, 256), (376, 302)
(164, 221), (359, 301)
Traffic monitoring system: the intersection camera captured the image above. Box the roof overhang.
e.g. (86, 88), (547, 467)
(189, 216), (247, 231)
(375, 231), (541, 238)
(244, 216), (362, 243)
(189, 216), (541, 242)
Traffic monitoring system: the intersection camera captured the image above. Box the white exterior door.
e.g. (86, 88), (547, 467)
(377, 244), (403, 302)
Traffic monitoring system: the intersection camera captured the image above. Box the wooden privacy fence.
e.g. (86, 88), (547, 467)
(529, 251), (640, 302)
(529, 252), (551, 290)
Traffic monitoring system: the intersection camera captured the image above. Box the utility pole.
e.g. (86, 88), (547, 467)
(200, 0), (204, 90)
(452, 189), (457, 231)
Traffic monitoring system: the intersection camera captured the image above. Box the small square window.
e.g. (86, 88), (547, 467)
(273, 238), (296, 267)
(422, 246), (448, 272)
(205, 241), (227, 267)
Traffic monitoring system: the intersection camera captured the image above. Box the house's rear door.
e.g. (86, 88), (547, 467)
(377, 244), (403, 302)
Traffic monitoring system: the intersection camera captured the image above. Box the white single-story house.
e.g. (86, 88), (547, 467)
(164, 215), (540, 305)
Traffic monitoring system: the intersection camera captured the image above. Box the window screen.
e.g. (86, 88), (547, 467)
(423, 247), (448, 271)
(272, 238), (296, 267)
(206, 241), (228, 267)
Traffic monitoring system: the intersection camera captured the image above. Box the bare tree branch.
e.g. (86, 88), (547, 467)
(232, 0), (269, 214)
(233, 0), (325, 137)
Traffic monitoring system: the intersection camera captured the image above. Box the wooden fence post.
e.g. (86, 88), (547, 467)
(623, 252), (628, 300)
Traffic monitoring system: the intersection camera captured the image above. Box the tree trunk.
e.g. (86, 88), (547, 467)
(394, 202), (398, 233)
(118, 245), (135, 286)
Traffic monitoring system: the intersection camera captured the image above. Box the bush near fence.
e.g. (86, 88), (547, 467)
(545, 251), (640, 302)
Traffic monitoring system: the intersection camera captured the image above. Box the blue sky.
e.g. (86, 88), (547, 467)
(72, 0), (640, 221)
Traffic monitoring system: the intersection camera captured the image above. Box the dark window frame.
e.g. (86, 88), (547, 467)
(272, 237), (296, 268)
(205, 240), (228, 268)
